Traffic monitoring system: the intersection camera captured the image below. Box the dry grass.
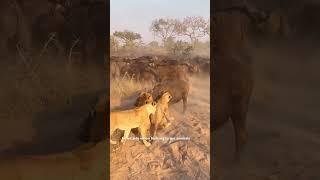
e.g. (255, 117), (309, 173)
(110, 74), (153, 98)
(111, 46), (210, 59)
(1, 58), (104, 112)
(110, 75), (153, 110)
(0, 43), (106, 148)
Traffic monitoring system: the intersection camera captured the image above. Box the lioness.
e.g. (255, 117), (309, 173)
(134, 92), (153, 107)
(132, 91), (154, 137)
(110, 102), (157, 147)
(152, 91), (173, 137)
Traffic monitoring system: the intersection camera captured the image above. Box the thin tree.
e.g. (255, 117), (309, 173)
(110, 35), (119, 52)
(150, 18), (180, 46)
(177, 16), (208, 46)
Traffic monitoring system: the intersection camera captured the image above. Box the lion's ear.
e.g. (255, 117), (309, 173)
(146, 88), (152, 94)
(139, 92), (145, 96)
(161, 90), (169, 96)
(155, 93), (162, 101)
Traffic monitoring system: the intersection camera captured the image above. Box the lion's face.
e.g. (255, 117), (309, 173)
(141, 92), (153, 104)
(161, 91), (172, 103)
(135, 92), (154, 106)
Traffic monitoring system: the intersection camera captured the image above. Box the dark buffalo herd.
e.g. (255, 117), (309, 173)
(110, 55), (209, 112)
(110, 55), (209, 82)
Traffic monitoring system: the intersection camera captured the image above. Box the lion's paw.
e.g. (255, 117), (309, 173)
(120, 138), (126, 144)
(168, 117), (175, 121)
(164, 122), (172, 128)
(144, 141), (151, 147)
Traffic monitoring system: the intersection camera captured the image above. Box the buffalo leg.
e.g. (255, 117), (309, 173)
(231, 96), (249, 161)
(182, 95), (188, 113)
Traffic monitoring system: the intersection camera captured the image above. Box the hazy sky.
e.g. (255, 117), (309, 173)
(110, 0), (210, 43)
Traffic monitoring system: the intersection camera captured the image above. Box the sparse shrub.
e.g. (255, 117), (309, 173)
(169, 40), (193, 58)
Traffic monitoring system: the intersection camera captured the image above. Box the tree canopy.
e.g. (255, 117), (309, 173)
(150, 18), (180, 45)
(113, 30), (142, 48)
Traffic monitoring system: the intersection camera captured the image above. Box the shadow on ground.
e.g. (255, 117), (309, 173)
(0, 89), (107, 156)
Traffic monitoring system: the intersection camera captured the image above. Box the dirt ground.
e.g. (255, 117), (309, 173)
(110, 76), (210, 180)
(0, 142), (107, 180)
(214, 40), (320, 180)
(0, 59), (108, 179)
